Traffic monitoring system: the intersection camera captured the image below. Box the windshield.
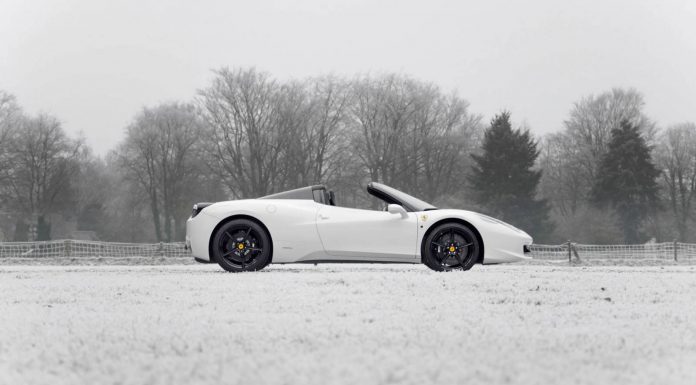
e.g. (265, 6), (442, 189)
(367, 182), (437, 212)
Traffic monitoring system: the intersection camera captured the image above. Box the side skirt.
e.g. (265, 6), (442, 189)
(276, 259), (422, 265)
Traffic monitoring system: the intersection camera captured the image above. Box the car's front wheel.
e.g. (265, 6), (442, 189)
(422, 222), (480, 271)
(211, 219), (271, 272)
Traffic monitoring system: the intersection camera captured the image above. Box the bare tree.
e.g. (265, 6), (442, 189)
(280, 76), (351, 188)
(197, 70), (482, 209)
(348, 74), (480, 204)
(0, 91), (21, 183)
(117, 103), (204, 242)
(350, 74), (413, 187)
(539, 133), (586, 217)
(0, 114), (83, 240)
(655, 123), (696, 241)
(564, 88), (655, 189)
(536, 88), (657, 242)
(410, 91), (481, 202)
(199, 68), (288, 198)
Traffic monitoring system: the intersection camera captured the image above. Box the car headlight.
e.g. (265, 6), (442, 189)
(191, 202), (213, 218)
(477, 214), (522, 233)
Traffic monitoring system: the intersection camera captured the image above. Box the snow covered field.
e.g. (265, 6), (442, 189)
(2, 264), (695, 385)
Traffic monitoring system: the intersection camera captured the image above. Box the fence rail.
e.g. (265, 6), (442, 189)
(530, 242), (696, 262)
(0, 240), (695, 263)
(0, 240), (190, 259)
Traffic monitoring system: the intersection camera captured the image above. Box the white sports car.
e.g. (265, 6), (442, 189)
(185, 182), (533, 272)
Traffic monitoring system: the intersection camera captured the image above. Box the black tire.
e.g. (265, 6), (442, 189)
(211, 219), (272, 272)
(422, 222), (481, 272)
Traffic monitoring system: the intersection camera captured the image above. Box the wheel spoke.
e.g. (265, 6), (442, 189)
(458, 242), (473, 250)
(440, 253), (450, 265)
(453, 253), (466, 269)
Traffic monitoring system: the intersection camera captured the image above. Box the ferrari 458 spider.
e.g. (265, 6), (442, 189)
(185, 182), (533, 272)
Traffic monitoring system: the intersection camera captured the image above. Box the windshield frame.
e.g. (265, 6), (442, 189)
(367, 182), (437, 212)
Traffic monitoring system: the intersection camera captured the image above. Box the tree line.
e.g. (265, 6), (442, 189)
(0, 68), (694, 244)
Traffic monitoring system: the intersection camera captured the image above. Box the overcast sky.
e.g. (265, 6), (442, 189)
(1, 0), (694, 155)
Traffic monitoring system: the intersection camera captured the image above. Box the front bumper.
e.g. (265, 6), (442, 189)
(185, 211), (221, 262)
(482, 229), (533, 264)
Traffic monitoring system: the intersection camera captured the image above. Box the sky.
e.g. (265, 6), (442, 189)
(1, 0), (695, 155)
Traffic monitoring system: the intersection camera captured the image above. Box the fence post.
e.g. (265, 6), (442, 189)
(571, 243), (581, 261)
(159, 242), (164, 257)
(567, 240), (572, 263)
(64, 239), (71, 257)
(674, 239), (678, 262)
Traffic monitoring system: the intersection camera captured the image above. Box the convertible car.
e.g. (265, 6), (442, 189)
(185, 182), (533, 272)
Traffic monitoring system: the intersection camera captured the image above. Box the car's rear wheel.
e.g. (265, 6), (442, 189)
(212, 219), (271, 272)
(422, 222), (480, 271)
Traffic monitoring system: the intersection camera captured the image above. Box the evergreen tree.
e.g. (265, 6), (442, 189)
(590, 119), (660, 243)
(470, 112), (553, 240)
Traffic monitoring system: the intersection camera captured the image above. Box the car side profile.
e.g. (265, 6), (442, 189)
(185, 182), (533, 272)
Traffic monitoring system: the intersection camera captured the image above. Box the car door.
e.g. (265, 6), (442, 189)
(315, 205), (418, 259)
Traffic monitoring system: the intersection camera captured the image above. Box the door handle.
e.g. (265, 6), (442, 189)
(318, 214), (329, 220)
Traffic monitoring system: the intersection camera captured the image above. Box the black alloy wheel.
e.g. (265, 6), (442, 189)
(212, 219), (271, 272)
(422, 222), (480, 271)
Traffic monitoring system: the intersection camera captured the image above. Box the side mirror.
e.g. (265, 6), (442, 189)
(387, 204), (408, 219)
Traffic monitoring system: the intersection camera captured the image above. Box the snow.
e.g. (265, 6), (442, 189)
(1, 264), (695, 385)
